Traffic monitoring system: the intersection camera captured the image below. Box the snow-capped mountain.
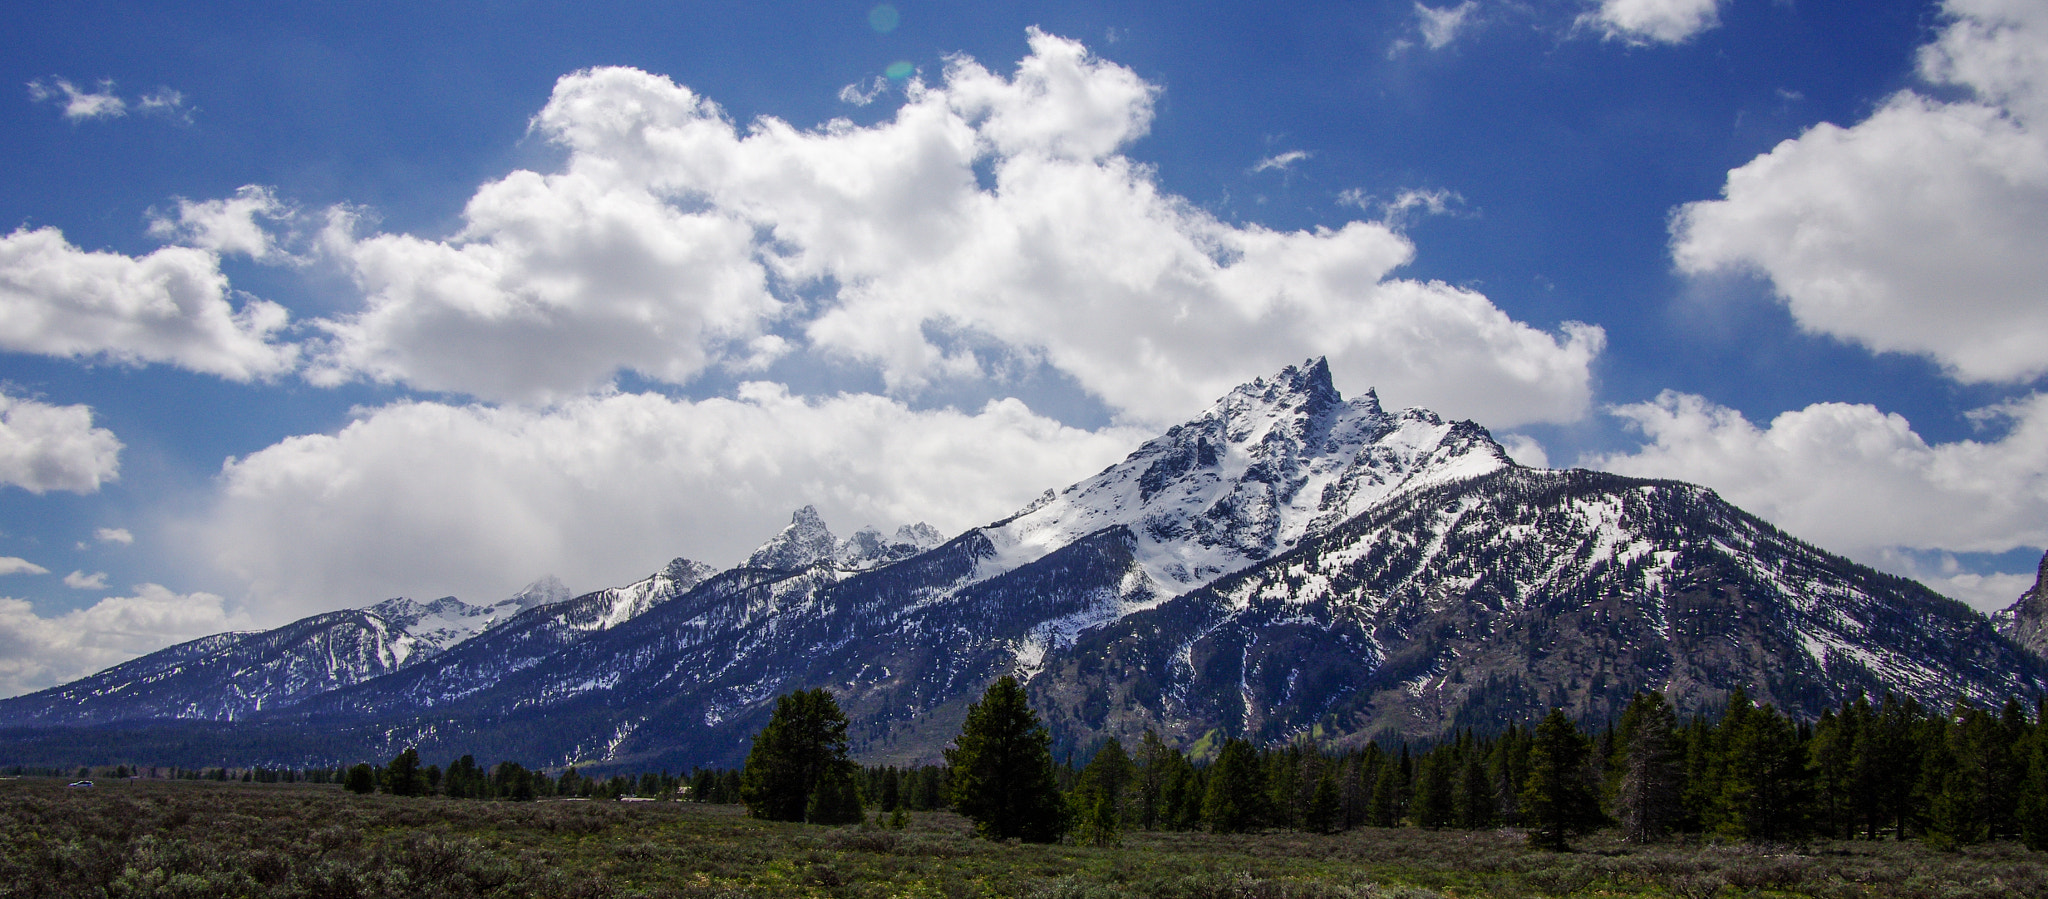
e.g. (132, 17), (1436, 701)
(977, 359), (1508, 596)
(839, 523), (947, 571)
(276, 557), (720, 720)
(1029, 468), (2045, 752)
(0, 580), (564, 726)
(746, 506), (947, 573)
(1, 359), (2040, 771)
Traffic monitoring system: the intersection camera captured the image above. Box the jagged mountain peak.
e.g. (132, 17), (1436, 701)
(664, 557), (719, 590)
(745, 505), (839, 571)
(976, 358), (1513, 595)
(365, 595), (470, 626)
(1224, 357), (1347, 419)
(836, 522), (947, 571)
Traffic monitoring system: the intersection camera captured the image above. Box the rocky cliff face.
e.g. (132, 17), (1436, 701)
(1996, 552), (2048, 658)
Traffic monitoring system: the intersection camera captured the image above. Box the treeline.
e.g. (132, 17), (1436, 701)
(60, 684), (2048, 852)
(23, 763), (342, 785)
(680, 686), (2048, 851)
(1054, 688), (2048, 850)
(337, 748), (697, 801)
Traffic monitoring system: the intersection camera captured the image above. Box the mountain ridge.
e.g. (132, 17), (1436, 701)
(0, 359), (2039, 771)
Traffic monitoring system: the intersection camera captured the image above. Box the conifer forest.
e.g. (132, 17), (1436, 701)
(7, 688), (2048, 897)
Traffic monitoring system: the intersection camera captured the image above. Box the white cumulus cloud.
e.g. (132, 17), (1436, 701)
(0, 586), (246, 697)
(94, 527), (134, 545)
(1673, 0), (2048, 384)
(1585, 391), (2048, 609)
(1579, 0), (1723, 45)
(0, 227), (298, 380)
(0, 393), (121, 494)
(63, 571), (108, 590)
(307, 30), (1601, 427)
(148, 185), (295, 261)
(0, 559), (48, 577)
(199, 387), (1145, 622)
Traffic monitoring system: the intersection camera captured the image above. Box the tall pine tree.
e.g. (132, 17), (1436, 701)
(1521, 709), (1602, 850)
(1614, 691), (1684, 843)
(947, 676), (1067, 842)
(741, 688), (860, 823)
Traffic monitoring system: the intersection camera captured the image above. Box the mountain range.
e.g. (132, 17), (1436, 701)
(1, 359), (2042, 770)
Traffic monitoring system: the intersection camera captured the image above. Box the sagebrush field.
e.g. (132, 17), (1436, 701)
(1, 779), (2044, 899)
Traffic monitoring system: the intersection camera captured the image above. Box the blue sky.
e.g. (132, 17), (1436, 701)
(1, 0), (2043, 694)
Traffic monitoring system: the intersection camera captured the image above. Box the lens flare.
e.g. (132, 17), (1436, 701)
(885, 60), (915, 81)
(868, 4), (900, 33)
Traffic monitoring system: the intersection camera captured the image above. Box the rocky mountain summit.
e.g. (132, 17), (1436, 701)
(0, 360), (2039, 770)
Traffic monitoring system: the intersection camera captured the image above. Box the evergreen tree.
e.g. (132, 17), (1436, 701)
(804, 760), (865, 824)
(741, 688), (857, 823)
(878, 767), (902, 812)
(1154, 744), (1203, 830)
(383, 747), (429, 797)
(1868, 693), (1925, 839)
(1808, 704), (1858, 838)
(1304, 769), (1343, 834)
(343, 763), (376, 795)
(1454, 754), (1495, 829)
(1614, 691), (1683, 843)
(1203, 738), (1270, 833)
(1928, 703), (2018, 845)
(1718, 699), (1807, 842)
(1521, 709), (1601, 850)
(1411, 751), (1455, 829)
(1073, 738), (1134, 838)
(946, 676), (1067, 842)
(1134, 730), (1175, 830)
(2019, 700), (2048, 850)
(1367, 755), (1401, 827)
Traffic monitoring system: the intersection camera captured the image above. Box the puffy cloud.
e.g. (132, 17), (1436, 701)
(1579, 0), (1723, 45)
(0, 586), (245, 697)
(0, 393), (121, 494)
(94, 527), (134, 545)
(0, 559), (48, 577)
(63, 571), (108, 590)
(310, 30), (1601, 427)
(1672, 1), (2048, 384)
(27, 77), (126, 121)
(1416, 2), (1479, 51)
(199, 388), (1144, 621)
(309, 169), (779, 403)
(0, 227), (298, 380)
(148, 185), (294, 261)
(1586, 391), (2048, 604)
(1498, 433), (1550, 469)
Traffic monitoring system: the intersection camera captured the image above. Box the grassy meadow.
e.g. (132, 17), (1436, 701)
(0, 778), (2043, 899)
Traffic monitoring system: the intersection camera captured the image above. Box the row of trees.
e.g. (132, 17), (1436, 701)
(341, 748), (687, 801)
(320, 682), (2048, 851)
(1060, 689), (2048, 849)
(731, 683), (2048, 850)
